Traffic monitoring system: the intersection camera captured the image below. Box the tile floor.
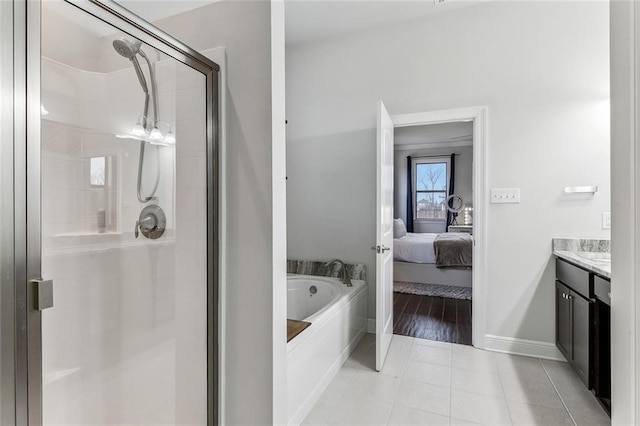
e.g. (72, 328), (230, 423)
(302, 334), (610, 426)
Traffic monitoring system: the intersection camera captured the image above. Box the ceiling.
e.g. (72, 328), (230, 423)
(44, 0), (486, 45)
(108, 0), (486, 45)
(394, 122), (473, 147)
(284, 0), (485, 45)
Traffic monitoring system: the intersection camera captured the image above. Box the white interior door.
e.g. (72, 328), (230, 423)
(375, 101), (394, 372)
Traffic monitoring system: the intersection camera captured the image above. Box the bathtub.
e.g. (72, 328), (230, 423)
(287, 275), (367, 425)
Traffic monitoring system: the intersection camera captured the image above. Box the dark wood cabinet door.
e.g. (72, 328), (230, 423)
(572, 291), (592, 388)
(556, 281), (573, 361)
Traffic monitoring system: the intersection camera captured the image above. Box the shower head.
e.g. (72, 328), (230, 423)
(113, 38), (148, 93)
(112, 38), (142, 59)
(113, 37), (159, 129)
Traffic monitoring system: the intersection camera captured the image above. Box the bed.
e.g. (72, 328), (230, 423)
(393, 219), (472, 288)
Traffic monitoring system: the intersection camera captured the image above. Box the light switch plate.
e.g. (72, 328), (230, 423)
(602, 212), (611, 229)
(491, 188), (521, 204)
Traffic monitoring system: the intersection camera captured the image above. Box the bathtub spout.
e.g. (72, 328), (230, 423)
(324, 259), (353, 287)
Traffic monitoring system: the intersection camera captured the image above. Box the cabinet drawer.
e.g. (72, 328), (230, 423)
(556, 258), (590, 298)
(594, 276), (611, 306)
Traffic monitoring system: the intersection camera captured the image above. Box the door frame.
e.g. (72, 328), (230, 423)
(610, 1), (640, 424)
(391, 106), (488, 348)
(18, 1), (221, 424)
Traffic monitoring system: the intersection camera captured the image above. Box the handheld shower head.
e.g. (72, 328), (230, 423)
(112, 37), (158, 126)
(112, 38), (142, 59)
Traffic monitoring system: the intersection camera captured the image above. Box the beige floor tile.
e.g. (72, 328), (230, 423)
(559, 388), (610, 426)
(540, 359), (585, 392)
(450, 390), (512, 425)
(300, 335), (610, 426)
(451, 345), (499, 373)
(499, 374), (564, 410)
(379, 336), (414, 378)
(395, 379), (450, 417)
(450, 418), (483, 426)
(495, 353), (547, 381)
(328, 395), (393, 426)
(386, 405), (449, 426)
(403, 359), (451, 388)
(317, 367), (358, 407)
(507, 400), (573, 426)
(301, 398), (335, 425)
(451, 367), (504, 398)
(409, 343), (451, 367)
(345, 369), (401, 404)
(412, 338), (453, 349)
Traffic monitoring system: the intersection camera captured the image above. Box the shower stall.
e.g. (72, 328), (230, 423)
(1, 0), (219, 424)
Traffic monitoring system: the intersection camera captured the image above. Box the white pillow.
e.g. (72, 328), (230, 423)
(393, 218), (407, 238)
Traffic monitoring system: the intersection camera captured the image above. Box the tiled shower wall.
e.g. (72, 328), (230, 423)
(40, 47), (208, 425)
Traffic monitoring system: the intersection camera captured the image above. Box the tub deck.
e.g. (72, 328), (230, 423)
(287, 319), (311, 342)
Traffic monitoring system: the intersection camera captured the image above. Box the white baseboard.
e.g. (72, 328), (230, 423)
(366, 320), (563, 361)
(367, 318), (376, 334)
(484, 334), (566, 361)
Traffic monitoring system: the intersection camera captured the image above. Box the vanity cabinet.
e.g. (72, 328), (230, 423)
(555, 257), (611, 416)
(555, 277), (592, 387)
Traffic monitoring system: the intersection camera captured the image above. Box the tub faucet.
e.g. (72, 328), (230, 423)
(324, 259), (352, 287)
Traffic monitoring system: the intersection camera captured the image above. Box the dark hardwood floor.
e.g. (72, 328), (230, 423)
(393, 292), (472, 345)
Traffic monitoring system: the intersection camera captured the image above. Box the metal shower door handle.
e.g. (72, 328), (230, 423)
(32, 279), (54, 311)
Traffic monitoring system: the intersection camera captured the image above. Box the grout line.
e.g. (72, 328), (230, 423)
(497, 358), (515, 425)
(540, 359), (578, 426)
(385, 337), (415, 425)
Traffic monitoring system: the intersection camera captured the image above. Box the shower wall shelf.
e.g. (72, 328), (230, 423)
(563, 186), (598, 194)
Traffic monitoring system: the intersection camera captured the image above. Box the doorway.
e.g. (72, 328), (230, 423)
(393, 121), (474, 345)
(388, 106), (487, 350)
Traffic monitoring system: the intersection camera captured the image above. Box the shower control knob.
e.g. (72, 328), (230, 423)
(135, 205), (166, 240)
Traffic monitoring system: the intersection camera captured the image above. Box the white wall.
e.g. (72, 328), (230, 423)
(395, 145), (473, 234)
(610, 1), (638, 424)
(154, 3), (281, 424)
(287, 1), (610, 341)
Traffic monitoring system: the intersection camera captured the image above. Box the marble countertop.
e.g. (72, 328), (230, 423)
(552, 238), (611, 279)
(553, 250), (610, 279)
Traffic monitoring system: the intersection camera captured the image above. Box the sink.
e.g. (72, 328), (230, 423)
(576, 252), (611, 262)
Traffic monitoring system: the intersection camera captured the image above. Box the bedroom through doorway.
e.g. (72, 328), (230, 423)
(392, 120), (474, 346)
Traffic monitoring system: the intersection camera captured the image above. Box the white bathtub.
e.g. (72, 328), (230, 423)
(286, 275), (367, 425)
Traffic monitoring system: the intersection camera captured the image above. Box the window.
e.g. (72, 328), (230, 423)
(414, 158), (450, 220)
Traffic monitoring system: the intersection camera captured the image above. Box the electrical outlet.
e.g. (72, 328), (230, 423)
(602, 212), (611, 230)
(491, 188), (521, 204)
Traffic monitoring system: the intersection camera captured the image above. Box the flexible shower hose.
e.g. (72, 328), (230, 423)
(136, 140), (160, 203)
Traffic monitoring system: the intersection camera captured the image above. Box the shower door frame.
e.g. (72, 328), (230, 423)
(16, 1), (220, 424)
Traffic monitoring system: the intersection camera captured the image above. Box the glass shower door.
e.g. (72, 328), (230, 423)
(38, 1), (213, 424)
